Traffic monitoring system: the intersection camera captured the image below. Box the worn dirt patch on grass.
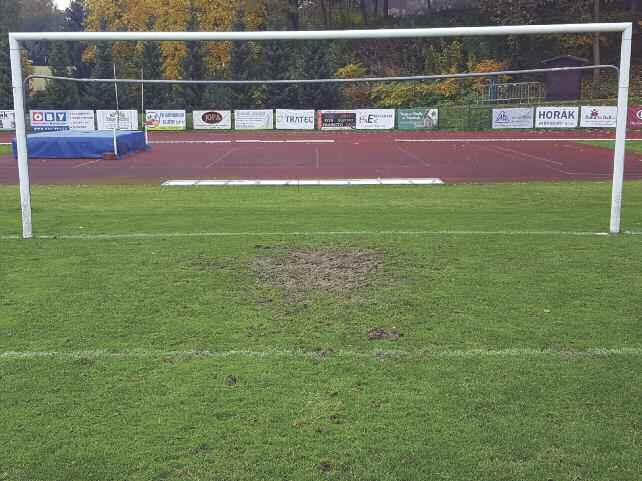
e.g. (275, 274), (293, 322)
(252, 248), (381, 295)
(367, 327), (402, 341)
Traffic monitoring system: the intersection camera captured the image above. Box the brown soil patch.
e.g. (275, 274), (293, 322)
(368, 327), (402, 341)
(252, 248), (381, 295)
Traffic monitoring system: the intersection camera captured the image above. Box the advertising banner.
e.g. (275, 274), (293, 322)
(0, 110), (15, 130)
(234, 110), (274, 130)
(96, 110), (139, 130)
(356, 109), (396, 129)
(492, 108), (534, 129)
(68, 110), (95, 130)
(193, 110), (232, 130)
(318, 110), (357, 130)
(275, 109), (315, 130)
(144, 110), (186, 131)
(30, 110), (95, 131)
(579, 106), (618, 128)
(535, 106), (579, 128)
(397, 108), (439, 130)
(628, 106), (642, 129)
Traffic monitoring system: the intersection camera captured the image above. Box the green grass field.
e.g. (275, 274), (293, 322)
(578, 139), (642, 154)
(1, 183), (641, 481)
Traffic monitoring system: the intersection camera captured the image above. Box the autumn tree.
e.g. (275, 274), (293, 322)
(0, 0), (19, 108)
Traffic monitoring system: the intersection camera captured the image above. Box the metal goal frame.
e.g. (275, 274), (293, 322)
(9, 23), (633, 238)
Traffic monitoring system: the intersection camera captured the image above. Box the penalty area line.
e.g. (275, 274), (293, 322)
(1, 347), (641, 360)
(2, 230), (640, 241)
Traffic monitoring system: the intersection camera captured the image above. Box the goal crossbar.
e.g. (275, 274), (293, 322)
(9, 23), (633, 238)
(24, 65), (619, 86)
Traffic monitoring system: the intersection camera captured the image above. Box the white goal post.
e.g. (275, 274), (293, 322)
(9, 23), (633, 238)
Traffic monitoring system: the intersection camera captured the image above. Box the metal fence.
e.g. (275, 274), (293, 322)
(476, 81), (545, 104)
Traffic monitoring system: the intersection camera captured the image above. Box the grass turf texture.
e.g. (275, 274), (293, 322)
(577, 139), (642, 154)
(1, 183), (642, 481)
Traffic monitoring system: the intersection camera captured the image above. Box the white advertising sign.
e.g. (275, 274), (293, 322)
(97, 110), (139, 130)
(535, 107), (579, 128)
(356, 109), (396, 129)
(145, 110), (186, 131)
(68, 110), (95, 130)
(492, 108), (534, 129)
(30, 110), (95, 131)
(0, 110), (15, 130)
(234, 110), (274, 130)
(579, 106), (617, 128)
(193, 110), (232, 130)
(275, 109), (315, 130)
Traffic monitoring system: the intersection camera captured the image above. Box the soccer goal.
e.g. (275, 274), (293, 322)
(9, 23), (633, 238)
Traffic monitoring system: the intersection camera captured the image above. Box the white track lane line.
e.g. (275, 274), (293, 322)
(4, 230), (641, 241)
(150, 140), (232, 144)
(1, 347), (640, 360)
(396, 144), (431, 167)
(234, 139), (335, 144)
(204, 148), (237, 168)
(72, 159), (100, 169)
(395, 138), (628, 143)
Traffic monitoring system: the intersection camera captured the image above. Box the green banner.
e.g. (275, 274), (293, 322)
(397, 108), (439, 130)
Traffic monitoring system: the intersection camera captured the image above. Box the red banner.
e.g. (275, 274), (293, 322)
(629, 106), (642, 129)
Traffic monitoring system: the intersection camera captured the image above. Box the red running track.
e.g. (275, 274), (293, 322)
(1, 130), (642, 184)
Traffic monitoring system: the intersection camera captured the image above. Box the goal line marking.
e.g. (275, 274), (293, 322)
(3, 230), (641, 241)
(1, 347), (640, 360)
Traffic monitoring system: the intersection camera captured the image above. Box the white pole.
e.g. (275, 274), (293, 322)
(113, 63), (119, 157)
(141, 67), (148, 145)
(9, 37), (32, 239)
(9, 23), (632, 42)
(609, 24), (632, 234)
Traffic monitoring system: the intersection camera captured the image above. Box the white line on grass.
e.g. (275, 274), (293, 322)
(1, 347), (641, 360)
(3, 230), (641, 241)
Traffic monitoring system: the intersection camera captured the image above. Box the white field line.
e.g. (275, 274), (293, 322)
(150, 140), (232, 144)
(1, 347), (641, 360)
(395, 138), (622, 143)
(234, 139), (335, 144)
(3, 230), (642, 241)
(285, 139), (335, 143)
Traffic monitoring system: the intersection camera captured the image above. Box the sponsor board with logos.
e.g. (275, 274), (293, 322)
(0, 110), (15, 130)
(356, 109), (395, 129)
(193, 110), (232, 130)
(397, 108), (439, 130)
(145, 110), (186, 131)
(318, 110), (357, 130)
(96, 110), (139, 130)
(535, 107), (579, 128)
(30, 110), (95, 131)
(492, 108), (534, 129)
(579, 106), (618, 128)
(275, 109), (315, 130)
(629, 106), (642, 129)
(234, 110), (274, 130)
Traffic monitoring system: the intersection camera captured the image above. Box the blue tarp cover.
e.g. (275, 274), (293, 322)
(12, 130), (147, 159)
